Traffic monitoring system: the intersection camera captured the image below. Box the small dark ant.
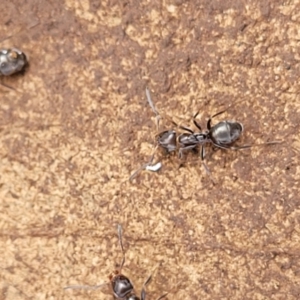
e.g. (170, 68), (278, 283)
(0, 48), (27, 76)
(65, 225), (168, 300)
(0, 19), (40, 79)
(130, 88), (281, 181)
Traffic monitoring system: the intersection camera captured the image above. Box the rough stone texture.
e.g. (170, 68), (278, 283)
(0, 1), (300, 299)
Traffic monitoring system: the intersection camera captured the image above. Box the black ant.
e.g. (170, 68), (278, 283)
(0, 18), (40, 82)
(130, 88), (281, 181)
(0, 48), (27, 76)
(65, 225), (168, 300)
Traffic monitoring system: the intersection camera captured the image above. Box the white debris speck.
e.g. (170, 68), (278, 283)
(146, 162), (162, 172)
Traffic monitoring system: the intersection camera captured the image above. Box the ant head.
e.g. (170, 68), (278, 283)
(111, 274), (134, 299)
(157, 130), (177, 152)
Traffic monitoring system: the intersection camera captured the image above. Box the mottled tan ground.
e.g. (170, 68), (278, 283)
(1, 1), (300, 299)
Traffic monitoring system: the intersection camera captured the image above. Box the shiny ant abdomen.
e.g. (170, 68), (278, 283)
(0, 48), (27, 76)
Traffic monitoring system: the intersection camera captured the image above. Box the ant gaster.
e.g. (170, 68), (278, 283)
(65, 225), (168, 300)
(0, 48), (27, 76)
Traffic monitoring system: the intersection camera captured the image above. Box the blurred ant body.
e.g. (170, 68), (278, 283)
(65, 225), (168, 300)
(0, 19), (40, 88)
(0, 48), (27, 76)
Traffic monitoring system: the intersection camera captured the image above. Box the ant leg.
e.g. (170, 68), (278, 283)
(178, 125), (194, 134)
(117, 224), (125, 271)
(261, 140), (283, 146)
(207, 110), (227, 130)
(213, 140), (282, 151)
(244, 140), (283, 147)
(200, 146), (216, 185)
(165, 115), (193, 134)
(0, 81), (17, 92)
(193, 110), (202, 131)
(211, 138), (279, 150)
(212, 143), (252, 150)
(178, 145), (197, 159)
(141, 275), (152, 300)
(193, 119), (202, 131)
(141, 275), (168, 300)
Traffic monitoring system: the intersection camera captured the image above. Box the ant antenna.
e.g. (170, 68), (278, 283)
(129, 88), (166, 181)
(140, 274), (168, 300)
(157, 293), (169, 300)
(64, 283), (107, 291)
(117, 224), (125, 270)
(200, 146), (216, 185)
(129, 145), (160, 181)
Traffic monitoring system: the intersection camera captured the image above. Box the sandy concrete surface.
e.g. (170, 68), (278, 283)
(0, 0), (300, 299)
